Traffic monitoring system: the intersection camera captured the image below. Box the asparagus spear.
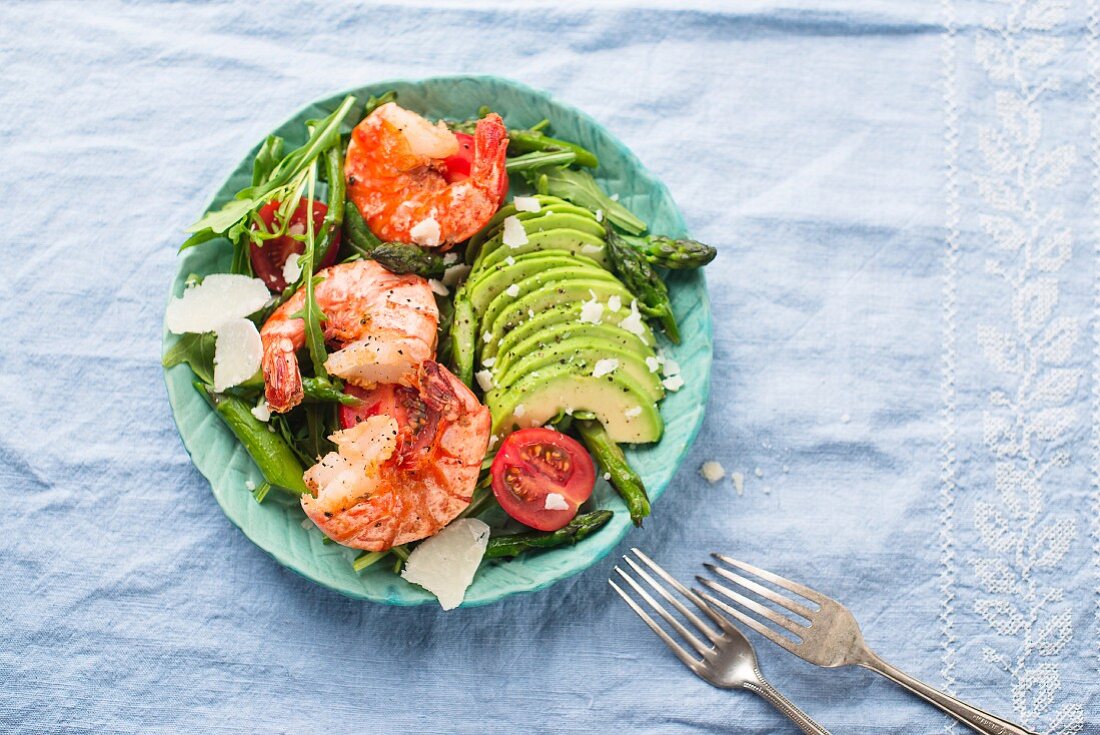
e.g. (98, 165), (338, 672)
(630, 235), (717, 269)
(301, 377), (360, 406)
(483, 510), (614, 559)
(605, 230), (680, 343)
(342, 203), (446, 277)
(508, 129), (599, 168)
(201, 386), (309, 495)
(449, 290), (477, 387)
(575, 419), (650, 526)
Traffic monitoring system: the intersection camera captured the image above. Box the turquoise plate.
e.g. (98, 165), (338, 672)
(162, 75), (712, 607)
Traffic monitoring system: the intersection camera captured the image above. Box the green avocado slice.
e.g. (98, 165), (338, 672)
(495, 338), (664, 403)
(466, 252), (608, 314)
(480, 268), (620, 338)
(467, 196), (596, 258)
(487, 299), (655, 363)
(480, 279), (636, 361)
(474, 228), (608, 272)
(492, 320), (655, 380)
(487, 363), (662, 444)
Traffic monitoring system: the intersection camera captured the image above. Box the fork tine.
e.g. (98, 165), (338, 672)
(623, 554), (722, 644)
(711, 553), (828, 606)
(703, 562), (816, 620)
(630, 548), (737, 634)
(697, 575), (807, 637)
(614, 566), (713, 657)
(696, 586), (804, 655)
(609, 579), (702, 672)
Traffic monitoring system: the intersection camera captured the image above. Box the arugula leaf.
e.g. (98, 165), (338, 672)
(182, 95), (357, 251)
(251, 135), (285, 187)
(520, 166), (647, 235)
(185, 197), (260, 237)
(162, 332), (216, 385)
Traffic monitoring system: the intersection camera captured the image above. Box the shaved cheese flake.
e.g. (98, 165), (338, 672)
(592, 359), (619, 378)
(251, 399), (272, 423)
(662, 358), (681, 377)
(607, 295), (622, 313)
(443, 252), (460, 265)
(620, 299), (646, 336)
(482, 331), (492, 344)
(514, 404), (526, 417)
(442, 263), (471, 287)
(481, 356), (496, 368)
(213, 318), (263, 392)
(662, 375), (685, 392)
(401, 518), (491, 610)
(595, 209), (603, 222)
(624, 405), (643, 418)
(501, 216), (528, 248)
(645, 356), (660, 373)
(504, 255), (516, 266)
(409, 217), (441, 247)
(281, 254), (303, 285)
(505, 284), (521, 298)
(165, 274), (270, 334)
(475, 370), (495, 392)
(579, 293), (604, 325)
(543, 493), (570, 511)
(580, 244), (602, 256)
(428, 279), (449, 296)
(700, 461), (726, 483)
(513, 196), (541, 213)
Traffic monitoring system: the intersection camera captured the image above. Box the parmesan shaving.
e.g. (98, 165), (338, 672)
(501, 216), (528, 248)
(513, 196), (541, 213)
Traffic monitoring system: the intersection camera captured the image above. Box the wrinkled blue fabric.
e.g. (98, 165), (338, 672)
(1, 1), (1097, 733)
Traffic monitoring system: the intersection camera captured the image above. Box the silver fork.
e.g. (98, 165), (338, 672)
(610, 548), (831, 735)
(698, 554), (1039, 735)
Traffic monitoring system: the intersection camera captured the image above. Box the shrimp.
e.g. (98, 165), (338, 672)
(301, 360), (491, 551)
(345, 102), (509, 248)
(259, 259), (438, 413)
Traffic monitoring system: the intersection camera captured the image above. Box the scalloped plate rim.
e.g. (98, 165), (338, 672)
(162, 74), (712, 607)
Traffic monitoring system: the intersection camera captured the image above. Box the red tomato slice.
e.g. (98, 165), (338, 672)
(490, 428), (595, 531)
(441, 131), (509, 205)
(338, 383), (436, 460)
(441, 132), (475, 182)
(250, 198), (340, 292)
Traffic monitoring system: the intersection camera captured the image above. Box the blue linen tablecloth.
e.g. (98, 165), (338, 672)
(2, 1), (1097, 732)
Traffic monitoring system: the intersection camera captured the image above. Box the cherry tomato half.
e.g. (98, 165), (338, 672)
(250, 198), (340, 292)
(339, 383), (436, 459)
(490, 428), (595, 531)
(441, 131), (509, 205)
(441, 132), (475, 182)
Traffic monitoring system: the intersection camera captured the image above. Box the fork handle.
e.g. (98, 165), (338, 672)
(859, 652), (1039, 735)
(744, 679), (832, 735)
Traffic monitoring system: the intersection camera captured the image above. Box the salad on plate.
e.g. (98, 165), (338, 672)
(163, 88), (716, 609)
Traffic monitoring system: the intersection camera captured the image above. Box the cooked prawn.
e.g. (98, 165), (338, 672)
(345, 102), (509, 248)
(301, 360), (491, 551)
(259, 259), (438, 413)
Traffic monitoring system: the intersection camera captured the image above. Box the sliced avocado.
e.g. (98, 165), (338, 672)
(487, 364), (662, 444)
(466, 252), (608, 314)
(487, 299), (656, 362)
(474, 229), (608, 272)
(496, 339), (664, 402)
(493, 321), (655, 380)
(467, 196), (594, 255)
(480, 267), (620, 337)
(479, 212), (604, 248)
(480, 279), (636, 361)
